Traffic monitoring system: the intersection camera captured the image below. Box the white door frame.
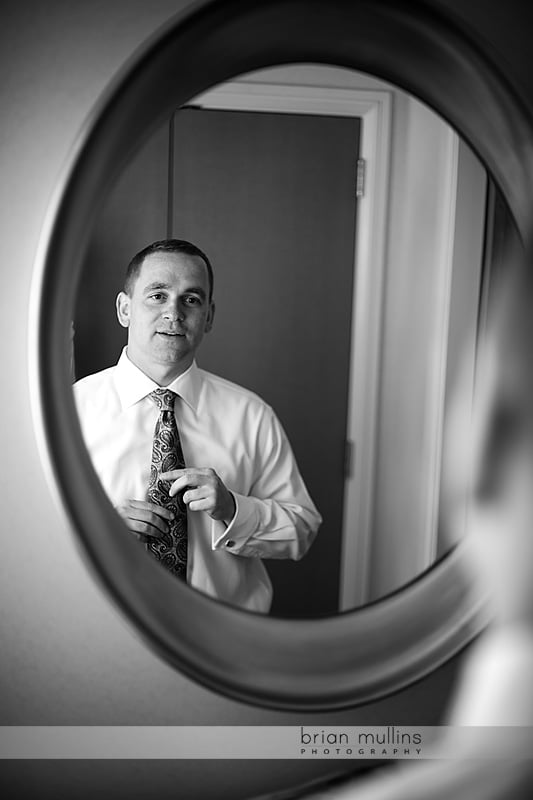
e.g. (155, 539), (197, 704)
(192, 80), (392, 610)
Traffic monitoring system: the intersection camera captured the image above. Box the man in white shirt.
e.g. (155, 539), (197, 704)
(74, 239), (321, 613)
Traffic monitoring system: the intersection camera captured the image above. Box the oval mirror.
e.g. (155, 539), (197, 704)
(31, 0), (533, 708)
(72, 62), (506, 620)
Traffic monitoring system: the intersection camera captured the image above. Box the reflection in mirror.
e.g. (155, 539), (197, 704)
(72, 64), (502, 619)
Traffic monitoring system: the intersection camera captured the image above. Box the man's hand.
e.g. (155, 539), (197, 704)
(115, 499), (174, 542)
(159, 467), (236, 523)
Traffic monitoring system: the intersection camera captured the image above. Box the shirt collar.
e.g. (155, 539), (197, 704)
(113, 347), (202, 413)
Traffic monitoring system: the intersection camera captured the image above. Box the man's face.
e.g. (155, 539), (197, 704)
(116, 250), (214, 383)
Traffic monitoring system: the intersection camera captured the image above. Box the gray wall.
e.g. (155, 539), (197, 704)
(1, 1), (532, 797)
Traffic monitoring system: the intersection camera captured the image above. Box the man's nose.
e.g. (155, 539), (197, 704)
(162, 302), (183, 321)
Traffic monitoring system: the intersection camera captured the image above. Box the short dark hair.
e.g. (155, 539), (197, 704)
(124, 239), (214, 299)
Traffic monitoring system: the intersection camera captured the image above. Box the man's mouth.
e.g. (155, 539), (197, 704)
(157, 331), (185, 337)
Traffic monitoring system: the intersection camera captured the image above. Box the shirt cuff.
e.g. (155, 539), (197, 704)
(211, 493), (259, 554)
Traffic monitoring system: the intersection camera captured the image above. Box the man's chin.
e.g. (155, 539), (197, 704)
(154, 335), (188, 352)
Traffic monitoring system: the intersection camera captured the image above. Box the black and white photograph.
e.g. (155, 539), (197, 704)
(1, 1), (533, 798)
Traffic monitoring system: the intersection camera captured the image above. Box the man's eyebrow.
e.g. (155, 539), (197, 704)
(184, 286), (207, 299)
(142, 281), (207, 299)
(143, 281), (171, 292)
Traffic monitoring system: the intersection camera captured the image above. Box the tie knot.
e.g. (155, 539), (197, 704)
(150, 388), (177, 412)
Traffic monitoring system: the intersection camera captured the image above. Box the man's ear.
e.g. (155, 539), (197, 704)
(205, 301), (215, 333)
(116, 291), (131, 328)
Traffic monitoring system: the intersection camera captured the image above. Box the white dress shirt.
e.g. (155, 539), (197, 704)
(73, 348), (321, 612)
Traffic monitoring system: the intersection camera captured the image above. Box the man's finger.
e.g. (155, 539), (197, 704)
(124, 519), (166, 541)
(117, 506), (171, 536)
(127, 519), (166, 541)
(167, 474), (204, 498)
(183, 486), (211, 506)
(126, 499), (175, 521)
(187, 497), (215, 513)
(160, 467), (214, 482)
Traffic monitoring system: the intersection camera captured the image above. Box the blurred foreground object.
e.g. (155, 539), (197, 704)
(259, 243), (533, 798)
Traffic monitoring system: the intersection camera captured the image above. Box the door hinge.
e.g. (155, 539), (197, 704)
(356, 158), (366, 197)
(344, 439), (355, 479)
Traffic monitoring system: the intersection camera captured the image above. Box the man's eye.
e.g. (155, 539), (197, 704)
(149, 293), (164, 301)
(184, 295), (201, 305)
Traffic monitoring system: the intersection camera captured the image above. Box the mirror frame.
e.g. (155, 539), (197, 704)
(30, 0), (533, 710)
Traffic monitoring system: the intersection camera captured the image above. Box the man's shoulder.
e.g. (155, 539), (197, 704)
(197, 367), (272, 413)
(73, 364), (116, 392)
(73, 365), (118, 412)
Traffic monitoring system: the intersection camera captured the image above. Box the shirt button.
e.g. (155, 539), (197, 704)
(225, 540), (235, 549)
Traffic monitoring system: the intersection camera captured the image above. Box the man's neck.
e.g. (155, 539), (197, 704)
(125, 349), (193, 386)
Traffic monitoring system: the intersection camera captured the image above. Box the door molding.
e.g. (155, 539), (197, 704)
(193, 81), (392, 610)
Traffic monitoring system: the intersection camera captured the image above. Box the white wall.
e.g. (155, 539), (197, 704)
(0, 2), (474, 797)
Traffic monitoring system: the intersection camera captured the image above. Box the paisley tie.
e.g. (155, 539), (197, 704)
(146, 388), (188, 578)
